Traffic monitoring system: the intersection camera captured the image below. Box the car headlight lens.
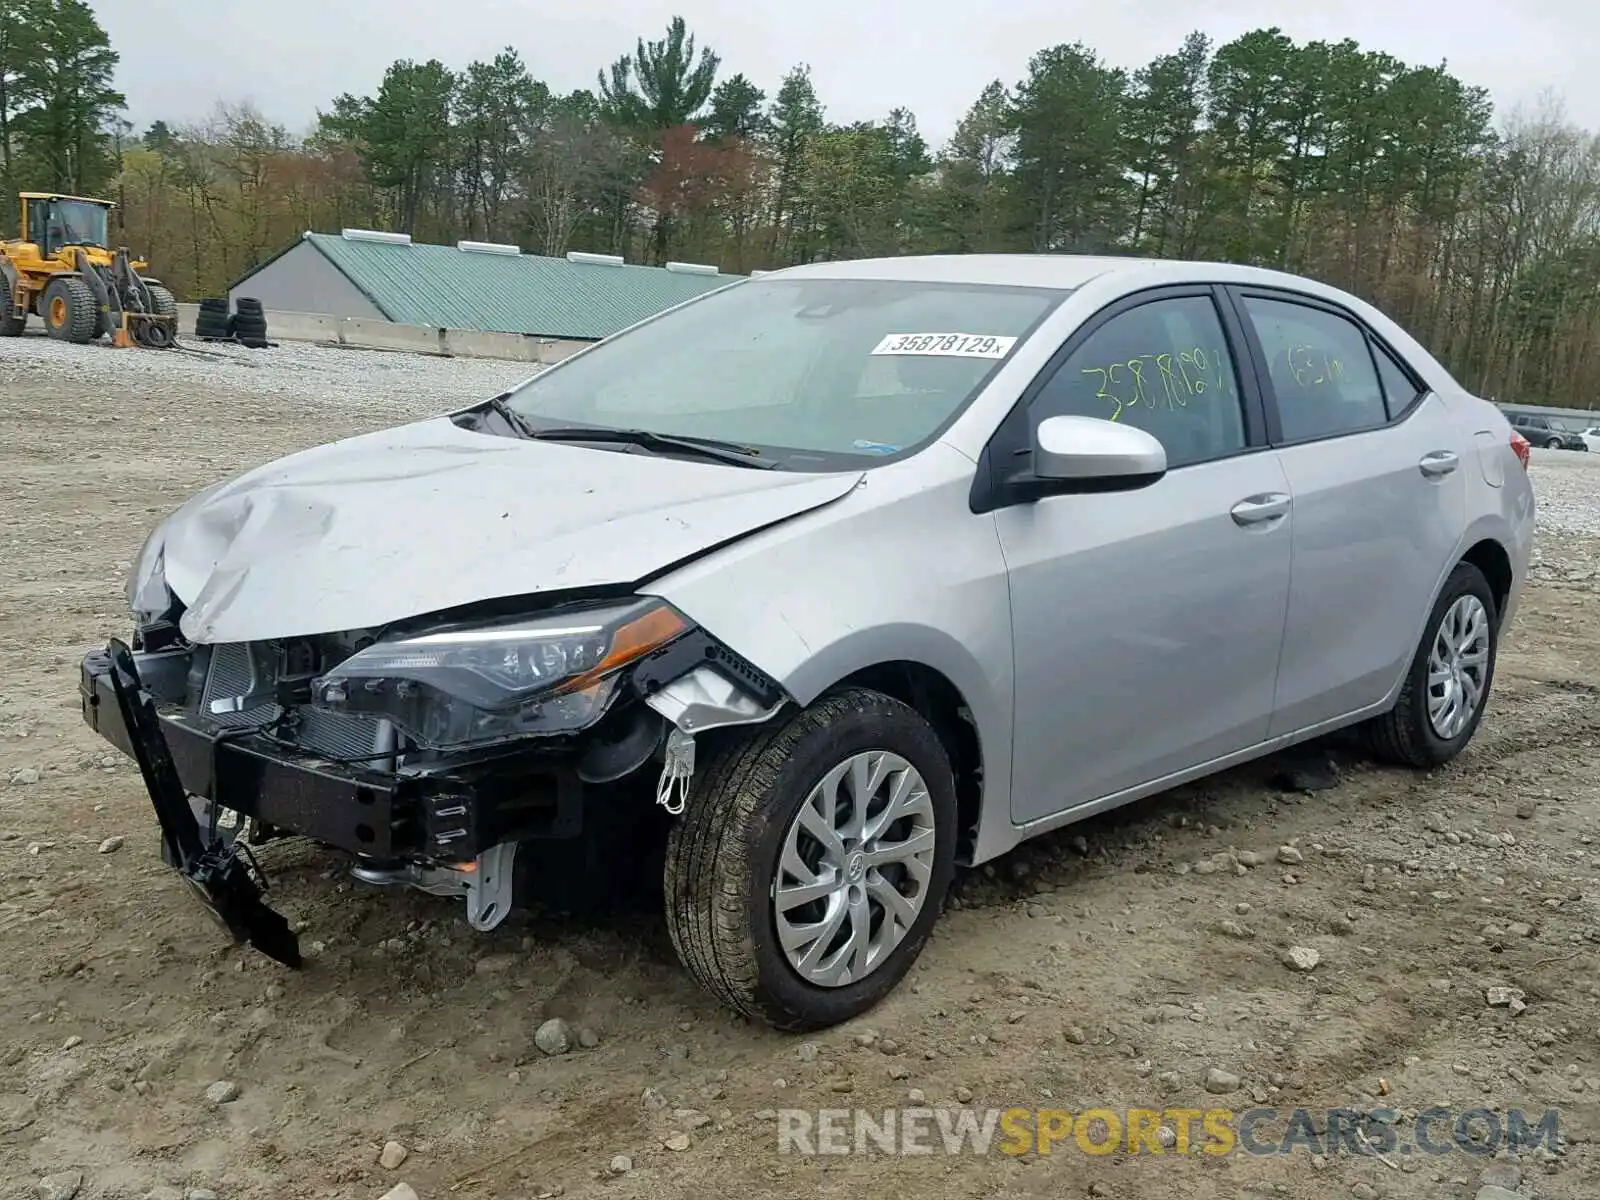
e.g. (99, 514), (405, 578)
(309, 599), (691, 750)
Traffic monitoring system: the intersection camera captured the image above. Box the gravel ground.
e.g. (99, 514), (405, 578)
(1524, 447), (1600, 540)
(1, 337), (1598, 1200)
(0, 332), (538, 418)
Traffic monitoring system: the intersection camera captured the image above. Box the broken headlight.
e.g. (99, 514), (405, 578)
(308, 599), (691, 751)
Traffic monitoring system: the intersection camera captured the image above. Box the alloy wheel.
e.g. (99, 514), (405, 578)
(1426, 594), (1490, 739)
(773, 750), (937, 987)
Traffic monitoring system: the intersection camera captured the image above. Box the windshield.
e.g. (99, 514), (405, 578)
(503, 276), (1067, 468)
(49, 199), (110, 249)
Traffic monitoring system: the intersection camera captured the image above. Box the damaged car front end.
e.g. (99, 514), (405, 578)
(82, 571), (789, 961)
(80, 265), (1081, 1031)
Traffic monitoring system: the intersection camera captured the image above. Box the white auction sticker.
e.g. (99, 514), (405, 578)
(870, 333), (1019, 359)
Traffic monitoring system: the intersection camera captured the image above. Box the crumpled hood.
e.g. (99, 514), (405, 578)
(154, 416), (862, 643)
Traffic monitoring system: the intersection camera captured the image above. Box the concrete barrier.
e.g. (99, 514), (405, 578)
(175, 303), (588, 365)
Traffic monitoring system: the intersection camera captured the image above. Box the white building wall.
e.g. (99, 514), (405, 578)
(228, 240), (385, 320)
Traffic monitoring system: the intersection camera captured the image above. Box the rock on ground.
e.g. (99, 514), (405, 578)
(35, 1173), (83, 1200)
(1281, 946), (1320, 971)
(380, 1140), (409, 1169)
(534, 1017), (572, 1056)
(1204, 1068), (1242, 1094)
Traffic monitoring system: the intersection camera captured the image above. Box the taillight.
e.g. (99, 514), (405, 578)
(1509, 430), (1531, 469)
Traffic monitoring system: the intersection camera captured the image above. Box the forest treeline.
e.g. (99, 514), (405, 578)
(3, 1), (1598, 409)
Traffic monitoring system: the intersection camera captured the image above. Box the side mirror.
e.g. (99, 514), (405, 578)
(1027, 414), (1167, 492)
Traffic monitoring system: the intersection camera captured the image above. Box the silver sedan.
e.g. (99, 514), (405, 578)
(84, 253), (1536, 1031)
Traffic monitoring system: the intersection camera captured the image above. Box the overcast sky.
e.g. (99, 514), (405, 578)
(90, 0), (1591, 147)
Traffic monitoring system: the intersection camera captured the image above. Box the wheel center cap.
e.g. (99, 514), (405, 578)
(846, 852), (866, 883)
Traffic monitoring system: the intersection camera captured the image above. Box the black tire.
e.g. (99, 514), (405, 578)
(1364, 561), (1499, 768)
(665, 687), (957, 1031)
(1544, 437), (1562, 449)
(143, 283), (177, 317)
(0, 282), (24, 336)
(233, 318), (267, 336)
(41, 275), (98, 343)
(198, 297), (228, 314)
(139, 320), (175, 349)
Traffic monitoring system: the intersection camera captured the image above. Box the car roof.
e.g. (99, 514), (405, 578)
(762, 253), (1359, 295)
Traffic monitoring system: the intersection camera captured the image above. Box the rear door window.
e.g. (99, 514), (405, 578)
(1240, 296), (1387, 443)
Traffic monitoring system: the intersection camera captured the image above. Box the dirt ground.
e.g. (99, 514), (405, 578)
(1, 338), (1597, 1200)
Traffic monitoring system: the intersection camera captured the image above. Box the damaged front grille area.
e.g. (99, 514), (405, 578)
(197, 640), (397, 765)
(199, 640), (275, 728)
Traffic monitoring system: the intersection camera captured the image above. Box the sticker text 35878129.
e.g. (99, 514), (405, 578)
(871, 333), (1019, 359)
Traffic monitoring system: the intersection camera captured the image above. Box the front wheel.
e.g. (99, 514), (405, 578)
(42, 275), (98, 343)
(664, 687), (957, 1031)
(1364, 561), (1498, 768)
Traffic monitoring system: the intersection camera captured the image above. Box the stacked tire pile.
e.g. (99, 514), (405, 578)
(230, 297), (269, 348)
(192, 296), (271, 348)
(194, 298), (231, 340)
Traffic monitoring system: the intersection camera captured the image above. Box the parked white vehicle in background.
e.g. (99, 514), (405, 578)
(1582, 426), (1600, 453)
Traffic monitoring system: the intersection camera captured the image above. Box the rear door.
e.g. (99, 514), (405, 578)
(1225, 287), (1468, 736)
(986, 286), (1295, 823)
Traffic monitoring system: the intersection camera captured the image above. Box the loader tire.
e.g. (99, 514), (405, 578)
(0, 283), (24, 336)
(42, 275), (98, 344)
(143, 283), (177, 318)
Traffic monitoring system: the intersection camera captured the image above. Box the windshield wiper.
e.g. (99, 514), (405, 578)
(482, 394), (538, 439)
(530, 426), (779, 469)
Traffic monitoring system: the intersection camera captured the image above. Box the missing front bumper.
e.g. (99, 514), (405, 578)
(80, 647), (585, 861)
(80, 644), (589, 938)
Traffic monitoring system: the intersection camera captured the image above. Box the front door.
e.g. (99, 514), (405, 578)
(995, 289), (1295, 825)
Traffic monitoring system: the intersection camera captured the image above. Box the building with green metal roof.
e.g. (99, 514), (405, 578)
(226, 229), (743, 341)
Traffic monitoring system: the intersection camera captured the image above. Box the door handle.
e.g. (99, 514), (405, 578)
(1229, 492), (1291, 527)
(1419, 450), (1460, 478)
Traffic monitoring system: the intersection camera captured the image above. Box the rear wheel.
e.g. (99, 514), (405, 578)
(0, 282), (24, 336)
(664, 687), (957, 1031)
(41, 275), (98, 343)
(1364, 561), (1498, 768)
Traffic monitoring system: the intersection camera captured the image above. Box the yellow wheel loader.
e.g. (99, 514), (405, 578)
(0, 193), (178, 348)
